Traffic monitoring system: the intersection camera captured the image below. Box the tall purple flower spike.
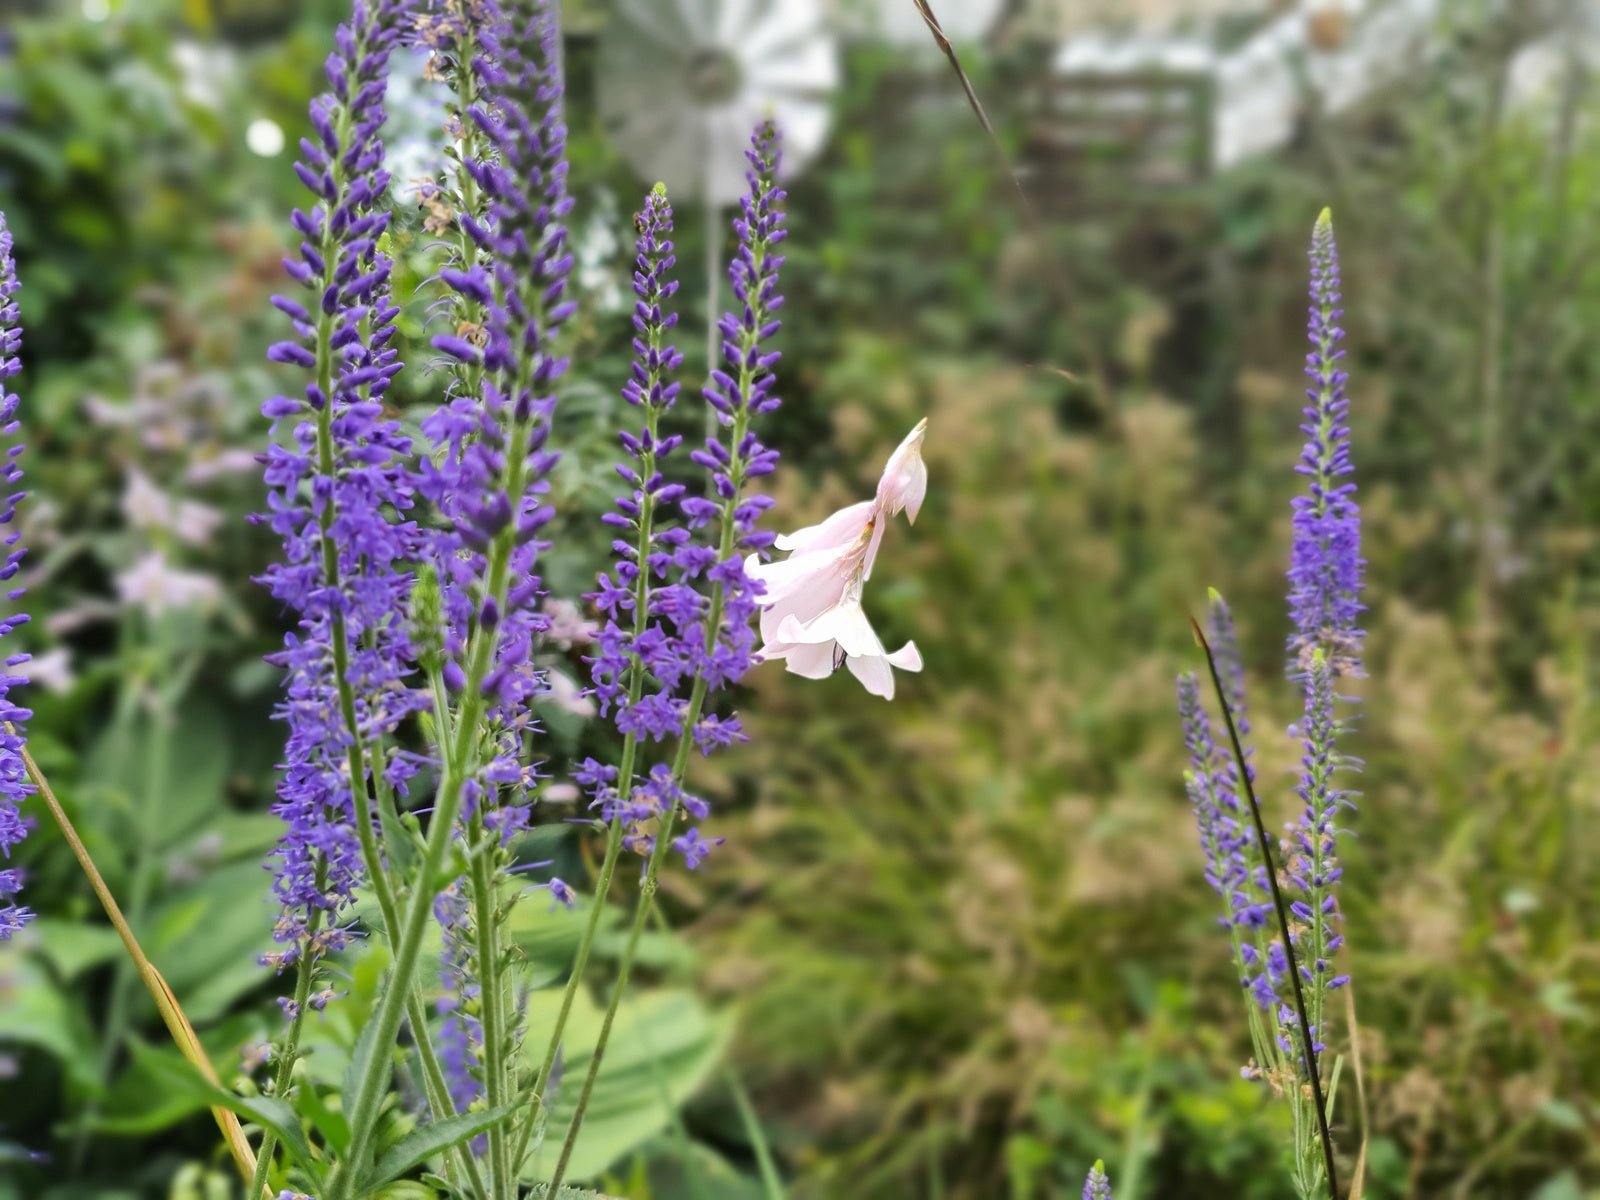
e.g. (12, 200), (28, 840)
(0, 213), (34, 939)
(421, 0), (573, 838)
(590, 182), (688, 745)
(1288, 208), (1363, 678)
(1285, 211), (1362, 1042)
(258, 0), (420, 967)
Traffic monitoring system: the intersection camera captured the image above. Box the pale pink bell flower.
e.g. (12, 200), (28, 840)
(761, 570), (922, 700)
(748, 419), (926, 695)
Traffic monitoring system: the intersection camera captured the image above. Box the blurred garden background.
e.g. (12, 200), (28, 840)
(1, 0), (1599, 1195)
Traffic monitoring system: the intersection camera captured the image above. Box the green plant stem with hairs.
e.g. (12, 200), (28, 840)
(1192, 616), (1339, 1200)
(327, 397), (536, 1198)
(247, 895), (322, 1200)
(548, 331), (760, 1191)
(248, 59), (482, 1182)
(518, 194), (678, 1169)
(468, 808), (516, 1196)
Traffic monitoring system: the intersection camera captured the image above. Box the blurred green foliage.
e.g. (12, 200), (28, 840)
(0, 0), (1598, 1198)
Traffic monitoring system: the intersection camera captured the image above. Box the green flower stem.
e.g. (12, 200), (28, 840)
(520, 226), (678, 1167)
(373, 747), (492, 1200)
(515, 812), (622, 1173)
(548, 376), (754, 1189)
(468, 816), (515, 1196)
(247, 902), (320, 1199)
(546, 684), (702, 1191)
(329, 377), (539, 1196)
(725, 1065), (786, 1200)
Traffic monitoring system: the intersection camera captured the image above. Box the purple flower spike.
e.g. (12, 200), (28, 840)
(1288, 208), (1363, 678)
(1287, 651), (1352, 1011)
(1284, 210), (1363, 1050)
(1177, 676), (1266, 932)
(419, 0), (573, 834)
(0, 214), (34, 939)
(582, 124), (787, 872)
(678, 120), (787, 689)
(1083, 1161), (1113, 1200)
(258, 0), (422, 967)
(589, 182), (686, 733)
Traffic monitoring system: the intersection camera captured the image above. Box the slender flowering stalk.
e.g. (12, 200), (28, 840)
(1282, 211), (1362, 1198)
(1181, 595), (1278, 1009)
(525, 181), (686, 1136)
(0, 214), (34, 939)
(332, 3), (575, 1191)
(256, 2), (489, 1193)
(1192, 618), (1338, 1200)
(434, 880), (483, 1118)
(1178, 210), (1361, 1200)
(545, 119), (788, 1194)
(1083, 1160), (1113, 1200)
(423, 1), (575, 1188)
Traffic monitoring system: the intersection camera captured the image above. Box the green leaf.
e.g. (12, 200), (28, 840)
(344, 998), (388, 1120)
(508, 893), (619, 990)
(520, 989), (731, 1184)
(297, 1081), (351, 1155)
(0, 949), (100, 1089)
(126, 1041), (321, 1180)
(378, 800), (418, 878)
(362, 1105), (517, 1189)
(140, 860), (271, 1023)
(69, 1042), (212, 1136)
(24, 919), (125, 982)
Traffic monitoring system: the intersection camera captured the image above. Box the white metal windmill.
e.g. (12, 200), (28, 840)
(597, 0), (840, 399)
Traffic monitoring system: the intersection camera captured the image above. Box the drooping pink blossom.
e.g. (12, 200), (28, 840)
(761, 571), (922, 700)
(748, 419), (926, 695)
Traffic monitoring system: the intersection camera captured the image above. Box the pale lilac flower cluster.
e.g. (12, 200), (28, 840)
(258, 0), (420, 963)
(1178, 599), (1276, 1011)
(0, 214), (33, 939)
(1083, 1161), (1113, 1200)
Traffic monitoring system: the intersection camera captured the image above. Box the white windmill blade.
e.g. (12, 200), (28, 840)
(598, 0), (840, 205)
(828, 0), (1003, 46)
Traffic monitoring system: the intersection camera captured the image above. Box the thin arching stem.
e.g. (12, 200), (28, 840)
(1191, 617), (1340, 1199)
(15, 733), (264, 1193)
